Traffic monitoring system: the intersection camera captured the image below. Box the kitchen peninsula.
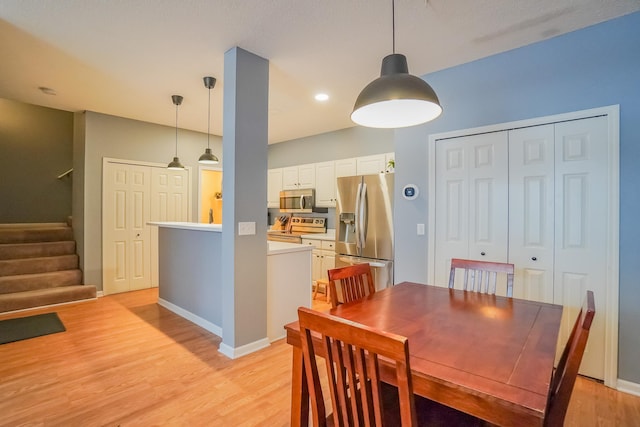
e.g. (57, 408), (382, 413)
(150, 222), (312, 351)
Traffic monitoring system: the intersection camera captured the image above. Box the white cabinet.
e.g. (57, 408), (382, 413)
(357, 154), (387, 175)
(302, 238), (336, 283)
(335, 158), (357, 178)
(315, 161), (337, 207)
(283, 164), (316, 189)
(267, 168), (283, 208)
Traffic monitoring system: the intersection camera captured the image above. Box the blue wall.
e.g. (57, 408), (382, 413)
(395, 11), (640, 383)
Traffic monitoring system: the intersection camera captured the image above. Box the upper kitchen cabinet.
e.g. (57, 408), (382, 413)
(356, 154), (387, 175)
(267, 168), (283, 208)
(283, 164), (315, 189)
(315, 161), (337, 207)
(335, 157), (357, 178)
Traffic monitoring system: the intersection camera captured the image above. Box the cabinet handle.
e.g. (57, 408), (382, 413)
(480, 252), (486, 256)
(531, 257), (537, 261)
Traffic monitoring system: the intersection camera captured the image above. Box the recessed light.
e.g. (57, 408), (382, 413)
(38, 86), (57, 96)
(315, 93), (329, 102)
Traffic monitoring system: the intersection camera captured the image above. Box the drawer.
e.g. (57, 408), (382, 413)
(321, 240), (335, 251)
(301, 238), (321, 249)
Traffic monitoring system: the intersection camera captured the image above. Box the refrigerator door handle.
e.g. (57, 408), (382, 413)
(355, 182), (363, 251)
(360, 183), (368, 248)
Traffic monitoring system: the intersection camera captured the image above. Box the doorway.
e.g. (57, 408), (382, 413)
(199, 166), (223, 224)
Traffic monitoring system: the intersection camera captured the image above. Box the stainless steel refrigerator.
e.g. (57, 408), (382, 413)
(335, 173), (394, 291)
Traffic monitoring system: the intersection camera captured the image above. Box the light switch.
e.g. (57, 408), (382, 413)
(238, 222), (256, 236)
(417, 223), (425, 235)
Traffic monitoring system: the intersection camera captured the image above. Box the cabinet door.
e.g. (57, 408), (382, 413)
(357, 154), (386, 175)
(315, 161), (336, 207)
(508, 125), (555, 303)
(311, 250), (323, 282)
(267, 168), (283, 208)
(322, 251), (335, 280)
(434, 132), (508, 289)
(282, 167), (299, 189)
(335, 158), (357, 177)
(297, 164), (316, 188)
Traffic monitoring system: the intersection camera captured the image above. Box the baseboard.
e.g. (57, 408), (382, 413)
(157, 298), (222, 337)
(617, 379), (640, 397)
(96, 291), (104, 297)
(0, 296), (97, 317)
(219, 338), (271, 360)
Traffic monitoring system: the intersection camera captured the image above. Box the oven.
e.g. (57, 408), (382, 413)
(267, 216), (326, 243)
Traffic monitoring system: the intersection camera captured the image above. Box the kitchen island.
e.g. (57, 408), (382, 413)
(150, 222), (312, 353)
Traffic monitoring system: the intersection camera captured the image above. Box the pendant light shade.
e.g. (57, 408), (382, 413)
(351, 0), (442, 128)
(168, 95), (185, 170)
(199, 76), (219, 164)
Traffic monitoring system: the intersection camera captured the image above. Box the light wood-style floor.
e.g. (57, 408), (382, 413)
(0, 289), (638, 426)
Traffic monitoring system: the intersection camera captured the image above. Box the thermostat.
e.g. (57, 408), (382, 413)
(402, 184), (419, 200)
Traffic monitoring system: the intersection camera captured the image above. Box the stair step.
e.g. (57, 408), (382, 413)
(0, 223), (68, 229)
(0, 227), (74, 244)
(0, 255), (79, 277)
(0, 285), (97, 313)
(0, 241), (76, 260)
(0, 270), (82, 295)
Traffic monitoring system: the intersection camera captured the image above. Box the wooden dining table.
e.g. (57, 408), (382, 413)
(285, 282), (564, 427)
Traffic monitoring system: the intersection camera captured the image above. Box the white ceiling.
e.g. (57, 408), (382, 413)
(1, 1), (639, 144)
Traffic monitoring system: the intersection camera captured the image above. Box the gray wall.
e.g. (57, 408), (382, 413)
(0, 98), (73, 223)
(73, 111), (222, 290)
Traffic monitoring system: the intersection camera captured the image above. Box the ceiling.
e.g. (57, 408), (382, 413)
(1, 1), (639, 144)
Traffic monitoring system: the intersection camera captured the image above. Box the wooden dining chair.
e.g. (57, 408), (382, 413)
(297, 306), (418, 426)
(448, 258), (515, 297)
(327, 263), (375, 309)
(544, 290), (596, 427)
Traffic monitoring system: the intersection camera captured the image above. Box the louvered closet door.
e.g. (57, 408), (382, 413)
(553, 116), (608, 380)
(508, 125), (555, 303)
(434, 132), (509, 288)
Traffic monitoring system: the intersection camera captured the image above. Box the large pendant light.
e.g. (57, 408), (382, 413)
(198, 76), (219, 164)
(167, 95), (185, 170)
(351, 0), (442, 128)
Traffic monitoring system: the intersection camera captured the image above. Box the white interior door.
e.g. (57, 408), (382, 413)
(553, 116), (608, 380)
(508, 124), (555, 304)
(150, 167), (190, 287)
(103, 162), (151, 294)
(434, 132), (509, 289)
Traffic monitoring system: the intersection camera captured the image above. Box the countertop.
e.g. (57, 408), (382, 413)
(300, 229), (335, 241)
(148, 222), (222, 232)
(268, 241), (313, 255)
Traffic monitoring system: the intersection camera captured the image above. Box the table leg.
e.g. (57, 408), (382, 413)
(291, 345), (309, 426)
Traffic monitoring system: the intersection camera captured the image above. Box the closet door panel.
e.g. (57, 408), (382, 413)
(554, 116), (608, 380)
(508, 125), (555, 303)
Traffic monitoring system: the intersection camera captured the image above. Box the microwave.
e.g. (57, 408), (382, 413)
(280, 189), (315, 213)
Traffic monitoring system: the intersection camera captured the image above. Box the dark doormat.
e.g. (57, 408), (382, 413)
(0, 312), (66, 345)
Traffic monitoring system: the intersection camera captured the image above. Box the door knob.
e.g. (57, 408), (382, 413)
(531, 257), (537, 261)
(480, 252), (486, 256)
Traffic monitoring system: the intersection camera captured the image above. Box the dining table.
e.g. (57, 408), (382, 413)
(285, 282), (564, 427)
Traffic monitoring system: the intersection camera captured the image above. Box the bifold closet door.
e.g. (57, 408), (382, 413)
(434, 132), (509, 288)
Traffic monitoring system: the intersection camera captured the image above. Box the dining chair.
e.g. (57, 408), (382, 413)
(297, 306), (418, 426)
(327, 263), (375, 309)
(448, 258), (515, 297)
(544, 290), (596, 427)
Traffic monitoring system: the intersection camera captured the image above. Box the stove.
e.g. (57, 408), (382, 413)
(267, 216), (326, 243)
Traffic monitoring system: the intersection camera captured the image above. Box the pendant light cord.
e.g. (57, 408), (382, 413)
(207, 86), (211, 150)
(175, 103), (179, 157)
(392, 0), (396, 54)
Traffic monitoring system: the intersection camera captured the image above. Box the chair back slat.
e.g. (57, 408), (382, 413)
(544, 290), (596, 427)
(449, 258), (514, 297)
(298, 307), (418, 427)
(328, 263), (375, 308)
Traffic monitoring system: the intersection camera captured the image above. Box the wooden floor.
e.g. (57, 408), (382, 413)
(0, 289), (638, 426)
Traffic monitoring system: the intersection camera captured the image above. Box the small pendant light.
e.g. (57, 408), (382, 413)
(351, 0), (442, 128)
(167, 95), (185, 170)
(199, 76), (219, 164)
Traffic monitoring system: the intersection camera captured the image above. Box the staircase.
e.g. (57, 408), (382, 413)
(0, 223), (97, 313)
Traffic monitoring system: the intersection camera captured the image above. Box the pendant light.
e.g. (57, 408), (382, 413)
(167, 95), (185, 170)
(199, 76), (219, 164)
(351, 0), (442, 128)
